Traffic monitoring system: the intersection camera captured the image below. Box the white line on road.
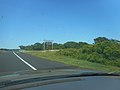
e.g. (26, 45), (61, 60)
(13, 52), (37, 70)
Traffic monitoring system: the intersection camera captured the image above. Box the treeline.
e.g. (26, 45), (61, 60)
(19, 41), (88, 50)
(0, 48), (9, 51)
(57, 37), (120, 67)
(19, 37), (120, 50)
(0, 48), (20, 51)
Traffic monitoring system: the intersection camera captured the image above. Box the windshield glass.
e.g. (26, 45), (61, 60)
(0, 0), (120, 76)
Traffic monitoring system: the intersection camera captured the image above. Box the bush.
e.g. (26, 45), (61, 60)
(57, 49), (81, 59)
(57, 41), (120, 67)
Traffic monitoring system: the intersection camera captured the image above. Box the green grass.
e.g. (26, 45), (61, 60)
(25, 51), (120, 72)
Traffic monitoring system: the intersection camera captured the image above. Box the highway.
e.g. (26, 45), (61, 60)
(0, 51), (72, 73)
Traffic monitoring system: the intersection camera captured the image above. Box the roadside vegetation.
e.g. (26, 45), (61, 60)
(20, 37), (120, 72)
(26, 51), (120, 72)
(57, 41), (120, 67)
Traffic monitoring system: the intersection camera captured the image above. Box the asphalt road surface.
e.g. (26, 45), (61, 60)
(0, 51), (73, 73)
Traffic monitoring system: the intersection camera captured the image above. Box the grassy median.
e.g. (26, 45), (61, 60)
(25, 51), (120, 72)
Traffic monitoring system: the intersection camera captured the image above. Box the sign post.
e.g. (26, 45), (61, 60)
(43, 40), (54, 50)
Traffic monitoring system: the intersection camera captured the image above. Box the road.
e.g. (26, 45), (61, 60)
(0, 51), (72, 73)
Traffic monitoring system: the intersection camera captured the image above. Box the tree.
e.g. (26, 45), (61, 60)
(33, 43), (43, 50)
(94, 37), (109, 44)
(78, 42), (88, 48)
(110, 39), (120, 44)
(63, 41), (79, 48)
(19, 46), (25, 50)
(53, 43), (64, 49)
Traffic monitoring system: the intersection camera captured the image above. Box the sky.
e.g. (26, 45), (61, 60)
(0, 0), (120, 49)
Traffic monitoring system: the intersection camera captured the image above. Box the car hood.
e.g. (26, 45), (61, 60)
(0, 69), (94, 80)
(0, 69), (120, 90)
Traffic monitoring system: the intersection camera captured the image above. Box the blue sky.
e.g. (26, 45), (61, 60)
(0, 0), (120, 49)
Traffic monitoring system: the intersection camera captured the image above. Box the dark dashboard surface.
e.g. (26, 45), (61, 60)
(24, 76), (120, 90)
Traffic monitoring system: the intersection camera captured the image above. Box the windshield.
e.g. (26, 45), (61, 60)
(0, 0), (120, 80)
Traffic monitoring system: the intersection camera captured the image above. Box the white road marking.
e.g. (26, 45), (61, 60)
(13, 52), (37, 70)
